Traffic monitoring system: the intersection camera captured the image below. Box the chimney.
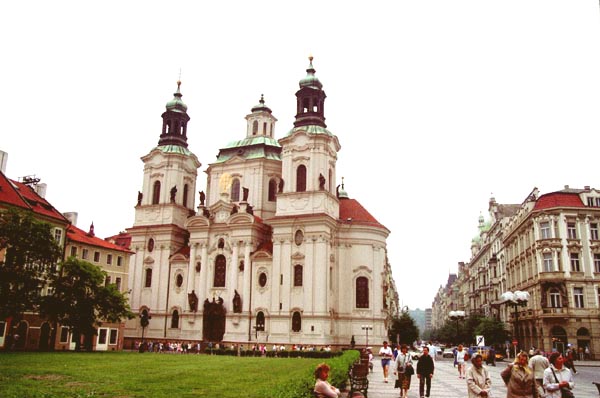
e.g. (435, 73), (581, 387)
(35, 183), (47, 198)
(0, 150), (7, 174)
(63, 212), (78, 226)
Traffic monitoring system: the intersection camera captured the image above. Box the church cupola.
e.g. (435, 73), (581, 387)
(294, 56), (327, 128)
(246, 94), (277, 138)
(158, 80), (190, 148)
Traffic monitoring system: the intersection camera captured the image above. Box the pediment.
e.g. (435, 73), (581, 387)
(352, 265), (371, 274)
(291, 251), (305, 260)
(143, 256), (155, 264)
(185, 215), (210, 228)
(170, 253), (188, 262)
(228, 212), (254, 225)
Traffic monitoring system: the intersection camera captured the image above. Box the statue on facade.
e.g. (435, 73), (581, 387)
(278, 178), (284, 193)
(319, 173), (326, 190)
(242, 187), (249, 202)
(233, 290), (242, 313)
(137, 191), (143, 206)
(199, 191), (206, 206)
(188, 290), (198, 312)
(170, 186), (177, 202)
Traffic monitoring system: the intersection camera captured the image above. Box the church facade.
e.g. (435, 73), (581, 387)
(124, 59), (399, 349)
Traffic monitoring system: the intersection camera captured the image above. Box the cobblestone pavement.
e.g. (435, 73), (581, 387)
(364, 357), (600, 398)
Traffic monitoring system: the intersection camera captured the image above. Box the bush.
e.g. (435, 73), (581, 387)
(258, 350), (359, 398)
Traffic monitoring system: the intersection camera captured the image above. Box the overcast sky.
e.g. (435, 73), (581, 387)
(2, 1), (600, 311)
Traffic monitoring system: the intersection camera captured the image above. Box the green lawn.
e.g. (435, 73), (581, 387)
(0, 352), (324, 398)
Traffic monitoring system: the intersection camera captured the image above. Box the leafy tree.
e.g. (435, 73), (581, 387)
(0, 208), (62, 322)
(388, 311), (419, 346)
(40, 257), (134, 351)
(474, 317), (508, 346)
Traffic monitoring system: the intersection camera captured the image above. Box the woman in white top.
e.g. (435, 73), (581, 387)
(543, 352), (574, 398)
(456, 344), (467, 379)
(393, 344), (414, 398)
(313, 363), (341, 398)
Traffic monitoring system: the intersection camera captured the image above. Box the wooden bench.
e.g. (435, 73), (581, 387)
(592, 382), (600, 395)
(349, 363), (369, 398)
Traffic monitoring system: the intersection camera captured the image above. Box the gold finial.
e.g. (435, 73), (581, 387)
(260, 94), (264, 104)
(309, 54), (313, 62)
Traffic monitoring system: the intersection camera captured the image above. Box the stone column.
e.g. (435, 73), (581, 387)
(271, 240), (283, 313)
(230, 242), (240, 306)
(314, 236), (328, 314)
(198, 244), (208, 302)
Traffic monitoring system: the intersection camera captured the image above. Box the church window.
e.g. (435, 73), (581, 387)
(263, 122), (267, 134)
(256, 312), (265, 331)
(270, 123), (273, 137)
(296, 165), (307, 192)
(183, 184), (189, 208)
(292, 311), (301, 332)
(356, 276), (369, 308)
(294, 265), (303, 287)
(294, 230), (304, 246)
(148, 238), (154, 252)
(268, 179), (277, 201)
(252, 121), (258, 135)
(214, 255), (226, 287)
(258, 272), (267, 288)
(175, 274), (183, 288)
(171, 310), (179, 328)
(145, 268), (152, 288)
(152, 181), (161, 204)
(231, 179), (241, 202)
(303, 98), (310, 113)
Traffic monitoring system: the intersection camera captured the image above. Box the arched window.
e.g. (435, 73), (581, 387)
(171, 310), (179, 329)
(175, 274), (183, 288)
(256, 311), (265, 331)
(152, 181), (161, 204)
(549, 288), (561, 307)
(144, 268), (152, 288)
(183, 184), (189, 208)
(231, 179), (241, 202)
(356, 277), (369, 308)
(252, 121), (258, 135)
(263, 122), (267, 134)
(294, 265), (303, 287)
(296, 165), (306, 192)
(268, 179), (277, 202)
(214, 255), (226, 287)
(292, 311), (301, 332)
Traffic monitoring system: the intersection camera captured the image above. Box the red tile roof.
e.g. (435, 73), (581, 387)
(0, 172), (69, 224)
(339, 198), (387, 230)
(67, 225), (132, 253)
(105, 232), (132, 249)
(533, 192), (585, 210)
(254, 241), (273, 254)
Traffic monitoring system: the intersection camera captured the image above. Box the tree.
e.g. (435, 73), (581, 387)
(0, 209), (62, 322)
(474, 317), (508, 346)
(40, 258), (134, 351)
(388, 311), (419, 346)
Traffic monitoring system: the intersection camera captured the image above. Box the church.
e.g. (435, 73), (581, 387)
(124, 58), (399, 349)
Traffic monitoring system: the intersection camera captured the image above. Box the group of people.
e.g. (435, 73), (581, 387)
(378, 341), (435, 398)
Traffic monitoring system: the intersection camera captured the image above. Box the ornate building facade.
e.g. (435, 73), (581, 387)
(124, 59), (399, 348)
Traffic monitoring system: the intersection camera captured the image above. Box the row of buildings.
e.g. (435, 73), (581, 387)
(431, 187), (600, 359)
(0, 58), (400, 351)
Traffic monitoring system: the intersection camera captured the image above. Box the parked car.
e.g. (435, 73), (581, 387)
(468, 346), (504, 362)
(442, 347), (456, 358)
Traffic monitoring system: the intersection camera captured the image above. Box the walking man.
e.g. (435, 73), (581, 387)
(467, 354), (491, 398)
(529, 348), (549, 396)
(417, 346), (434, 398)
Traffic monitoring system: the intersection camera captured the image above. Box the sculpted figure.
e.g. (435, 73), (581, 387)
(188, 290), (198, 312)
(242, 187), (249, 201)
(170, 186), (177, 202)
(199, 191), (206, 206)
(233, 290), (242, 313)
(319, 174), (326, 190)
(137, 191), (143, 206)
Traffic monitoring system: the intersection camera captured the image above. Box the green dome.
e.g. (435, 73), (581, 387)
(166, 81), (188, 113)
(299, 56), (323, 89)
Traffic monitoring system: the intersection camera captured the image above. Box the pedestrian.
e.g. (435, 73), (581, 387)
(466, 354), (491, 398)
(416, 346), (434, 398)
(563, 345), (577, 374)
(529, 348), (549, 396)
(500, 351), (538, 398)
(379, 341), (394, 383)
(543, 352), (574, 398)
(393, 344), (414, 398)
(313, 362), (341, 398)
(456, 344), (467, 379)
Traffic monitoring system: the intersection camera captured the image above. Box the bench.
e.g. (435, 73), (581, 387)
(349, 363), (369, 398)
(593, 382), (600, 395)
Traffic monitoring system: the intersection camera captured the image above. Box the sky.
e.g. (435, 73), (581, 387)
(2, 1), (600, 311)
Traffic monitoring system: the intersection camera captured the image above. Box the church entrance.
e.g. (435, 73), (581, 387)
(202, 297), (226, 342)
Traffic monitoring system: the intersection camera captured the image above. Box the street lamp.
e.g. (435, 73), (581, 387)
(361, 325), (373, 348)
(501, 290), (530, 355)
(449, 310), (465, 345)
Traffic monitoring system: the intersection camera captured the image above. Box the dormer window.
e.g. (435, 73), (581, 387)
(587, 197), (600, 206)
(252, 121), (258, 135)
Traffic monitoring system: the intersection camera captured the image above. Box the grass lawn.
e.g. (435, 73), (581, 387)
(0, 352), (323, 398)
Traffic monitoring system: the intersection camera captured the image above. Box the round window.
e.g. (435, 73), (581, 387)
(148, 238), (155, 252)
(176, 274), (183, 287)
(258, 272), (267, 287)
(294, 230), (304, 246)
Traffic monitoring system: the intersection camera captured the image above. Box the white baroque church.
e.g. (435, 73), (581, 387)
(124, 58), (399, 349)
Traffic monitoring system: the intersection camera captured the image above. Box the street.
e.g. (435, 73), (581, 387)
(365, 357), (600, 398)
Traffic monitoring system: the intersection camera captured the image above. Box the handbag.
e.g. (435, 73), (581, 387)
(551, 368), (574, 398)
(394, 379), (401, 388)
(405, 364), (414, 376)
